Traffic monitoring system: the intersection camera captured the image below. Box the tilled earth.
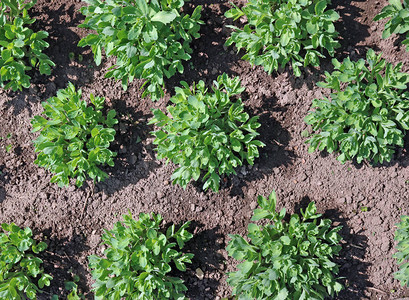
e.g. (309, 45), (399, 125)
(1, 0), (409, 299)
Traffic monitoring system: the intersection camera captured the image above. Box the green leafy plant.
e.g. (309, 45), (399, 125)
(0, 0), (55, 91)
(304, 49), (409, 164)
(89, 212), (194, 300)
(149, 73), (265, 192)
(0, 223), (53, 299)
(226, 191), (343, 299)
(224, 0), (340, 76)
(393, 215), (409, 286)
(78, 0), (202, 100)
(31, 82), (118, 187)
(374, 0), (409, 51)
(51, 273), (85, 300)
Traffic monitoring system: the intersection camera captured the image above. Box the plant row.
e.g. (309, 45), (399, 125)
(2, 0), (409, 191)
(3, 191), (409, 299)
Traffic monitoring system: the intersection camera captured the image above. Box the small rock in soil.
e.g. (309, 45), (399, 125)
(119, 145), (127, 154)
(195, 268), (204, 280)
(190, 203), (196, 212)
(250, 201), (258, 210)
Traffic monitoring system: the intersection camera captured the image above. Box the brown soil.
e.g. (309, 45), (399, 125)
(1, 0), (409, 299)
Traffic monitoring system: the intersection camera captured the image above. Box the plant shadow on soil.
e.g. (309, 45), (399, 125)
(96, 101), (161, 196)
(38, 229), (90, 299)
(173, 221), (225, 299)
(3, 90), (43, 117)
(393, 135), (409, 168)
(333, 0), (370, 52)
(30, 3), (96, 90)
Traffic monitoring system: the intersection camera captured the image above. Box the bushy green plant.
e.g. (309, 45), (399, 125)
(31, 82), (118, 187)
(374, 0), (409, 51)
(226, 191), (343, 299)
(0, 0), (54, 91)
(88, 212), (193, 300)
(393, 215), (409, 286)
(78, 0), (202, 100)
(149, 73), (265, 192)
(0, 223), (52, 299)
(224, 0), (340, 76)
(304, 49), (409, 164)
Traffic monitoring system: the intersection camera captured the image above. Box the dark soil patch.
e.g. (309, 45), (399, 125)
(1, 0), (409, 299)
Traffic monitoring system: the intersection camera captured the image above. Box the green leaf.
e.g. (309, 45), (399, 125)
(151, 11), (177, 24)
(315, 1), (327, 15)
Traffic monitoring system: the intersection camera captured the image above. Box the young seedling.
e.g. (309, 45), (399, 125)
(305, 49), (409, 164)
(226, 191), (343, 299)
(150, 73), (265, 192)
(89, 212), (193, 299)
(31, 82), (118, 187)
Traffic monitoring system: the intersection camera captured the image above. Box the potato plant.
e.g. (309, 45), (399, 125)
(225, 0), (340, 76)
(31, 83), (118, 187)
(89, 212), (193, 300)
(78, 0), (202, 100)
(0, 223), (52, 299)
(0, 0), (55, 91)
(374, 0), (409, 51)
(149, 73), (265, 192)
(393, 215), (409, 286)
(305, 49), (409, 164)
(226, 191), (343, 299)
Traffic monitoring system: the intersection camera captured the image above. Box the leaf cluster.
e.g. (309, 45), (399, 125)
(31, 82), (118, 187)
(305, 49), (409, 164)
(89, 212), (194, 300)
(0, 223), (52, 299)
(149, 73), (265, 192)
(227, 192), (343, 299)
(374, 0), (409, 51)
(225, 0), (340, 76)
(0, 0), (55, 91)
(78, 0), (203, 100)
(393, 215), (409, 286)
